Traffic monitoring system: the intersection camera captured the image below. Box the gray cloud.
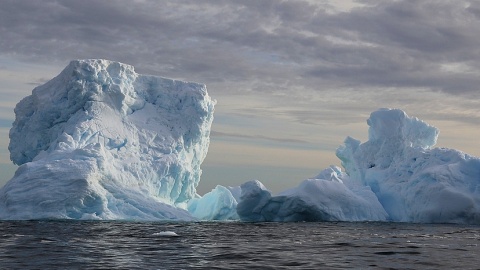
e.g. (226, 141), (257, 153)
(1, 0), (479, 122)
(26, 78), (51, 86)
(211, 130), (310, 144)
(303, 0), (480, 94)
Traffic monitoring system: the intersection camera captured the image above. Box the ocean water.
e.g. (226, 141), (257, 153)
(0, 221), (478, 269)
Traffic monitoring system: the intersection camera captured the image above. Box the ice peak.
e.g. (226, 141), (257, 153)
(367, 108), (439, 149)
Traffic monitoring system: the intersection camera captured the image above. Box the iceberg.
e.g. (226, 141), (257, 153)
(236, 109), (480, 224)
(0, 59), (215, 220)
(1, 59), (478, 224)
(337, 108), (480, 224)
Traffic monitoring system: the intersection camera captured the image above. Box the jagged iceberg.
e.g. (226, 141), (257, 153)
(0, 59), (215, 220)
(234, 108), (480, 224)
(336, 108), (480, 223)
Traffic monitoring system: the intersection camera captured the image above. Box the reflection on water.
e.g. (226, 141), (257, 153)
(0, 221), (479, 269)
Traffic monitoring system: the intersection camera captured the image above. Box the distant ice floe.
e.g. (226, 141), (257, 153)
(153, 231), (179, 237)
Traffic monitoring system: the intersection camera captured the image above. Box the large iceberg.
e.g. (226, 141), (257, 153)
(234, 109), (480, 224)
(337, 108), (480, 223)
(0, 59), (215, 220)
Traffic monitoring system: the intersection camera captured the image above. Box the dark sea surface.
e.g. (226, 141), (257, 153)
(0, 221), (479, 269)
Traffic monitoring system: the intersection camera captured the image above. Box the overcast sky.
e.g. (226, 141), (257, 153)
(0, 0), (479, 194)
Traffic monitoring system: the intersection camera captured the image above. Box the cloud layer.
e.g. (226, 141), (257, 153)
(1, 0), (480, 96)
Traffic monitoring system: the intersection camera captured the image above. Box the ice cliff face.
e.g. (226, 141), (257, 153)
(0, 59), (215, 220)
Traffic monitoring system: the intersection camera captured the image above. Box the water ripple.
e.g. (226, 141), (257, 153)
(0, 221), (479, 269)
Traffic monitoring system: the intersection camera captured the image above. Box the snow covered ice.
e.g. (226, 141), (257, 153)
(0, 59), (215, 220)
